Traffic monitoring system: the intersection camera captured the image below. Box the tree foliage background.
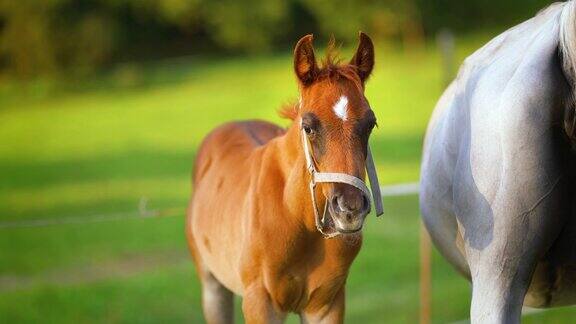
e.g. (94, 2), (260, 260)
(0, 0), (553, 78)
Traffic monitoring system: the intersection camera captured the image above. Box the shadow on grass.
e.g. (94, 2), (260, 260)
(0, 149), (197, 221)
(0, 132), (421, 192)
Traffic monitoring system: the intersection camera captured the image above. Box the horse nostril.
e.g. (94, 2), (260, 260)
(331, 195), (340, 211)
(332, 194), (351, 213)
(335, 194), (359, 213)
(332, 189), (368, 214)
(361, 195), (370, 213)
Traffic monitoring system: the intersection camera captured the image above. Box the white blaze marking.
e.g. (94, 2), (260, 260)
(333, 96), (348, 121)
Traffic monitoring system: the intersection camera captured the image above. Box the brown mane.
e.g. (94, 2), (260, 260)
(316, 39), (363, 91)
(278, 102), (299, 121)
(279, 40), (364, 121)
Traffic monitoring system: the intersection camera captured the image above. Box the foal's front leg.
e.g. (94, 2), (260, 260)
(242, 284), (286, 324)
(300, 287), (345, 324)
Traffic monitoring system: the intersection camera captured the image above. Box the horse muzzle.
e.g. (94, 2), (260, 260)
(301, 128), (384, 239)
(328, 186), (370, 233)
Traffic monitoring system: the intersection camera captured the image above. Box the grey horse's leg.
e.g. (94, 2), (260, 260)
(468, 251), (535, 323)
(465, 178), (565, 323)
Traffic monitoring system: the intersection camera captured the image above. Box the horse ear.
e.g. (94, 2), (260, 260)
(294, 34), (318, 86)
(350, 32), (374, 83)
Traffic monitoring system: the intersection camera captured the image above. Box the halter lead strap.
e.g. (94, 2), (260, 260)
(301, 129), (384, 239)
(366, 146), (384, 215)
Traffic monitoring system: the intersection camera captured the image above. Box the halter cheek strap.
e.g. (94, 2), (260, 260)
(301, 129), (384, 239)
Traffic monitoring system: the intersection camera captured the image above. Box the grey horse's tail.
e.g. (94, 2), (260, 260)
(560, 0), (576, 140)
(560, 0), (576, 84)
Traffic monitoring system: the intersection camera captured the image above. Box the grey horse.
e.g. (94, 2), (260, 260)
(420, 1), (576, 323)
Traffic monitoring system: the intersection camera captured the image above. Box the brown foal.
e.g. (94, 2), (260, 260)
(186, 33), (379, 323)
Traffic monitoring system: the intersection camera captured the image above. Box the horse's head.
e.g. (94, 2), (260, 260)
(293, 33), (377, 234)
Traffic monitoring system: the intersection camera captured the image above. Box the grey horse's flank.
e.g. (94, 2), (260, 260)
(420, 1), (576, 323)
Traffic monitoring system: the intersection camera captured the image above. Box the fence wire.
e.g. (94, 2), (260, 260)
(0, 183), (420, 230)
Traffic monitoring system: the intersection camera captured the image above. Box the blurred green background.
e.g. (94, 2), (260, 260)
(1, 0), (575, 323)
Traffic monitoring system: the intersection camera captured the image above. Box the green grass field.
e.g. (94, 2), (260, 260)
(1, 35), (575, 323)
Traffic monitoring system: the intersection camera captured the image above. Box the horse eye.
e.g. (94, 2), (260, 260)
(369, 120), (378, 131)
(303, 125), (313, 135)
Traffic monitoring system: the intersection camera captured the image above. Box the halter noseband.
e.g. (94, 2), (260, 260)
(301, 128), (384, 239)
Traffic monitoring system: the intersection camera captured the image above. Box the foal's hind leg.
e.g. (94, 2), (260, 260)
(189, 243), (234, 324)
(200, 271), (235, 324)
(186, 211), (234, 324)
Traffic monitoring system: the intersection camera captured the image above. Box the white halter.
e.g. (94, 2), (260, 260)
(301, 129), (384, 238)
